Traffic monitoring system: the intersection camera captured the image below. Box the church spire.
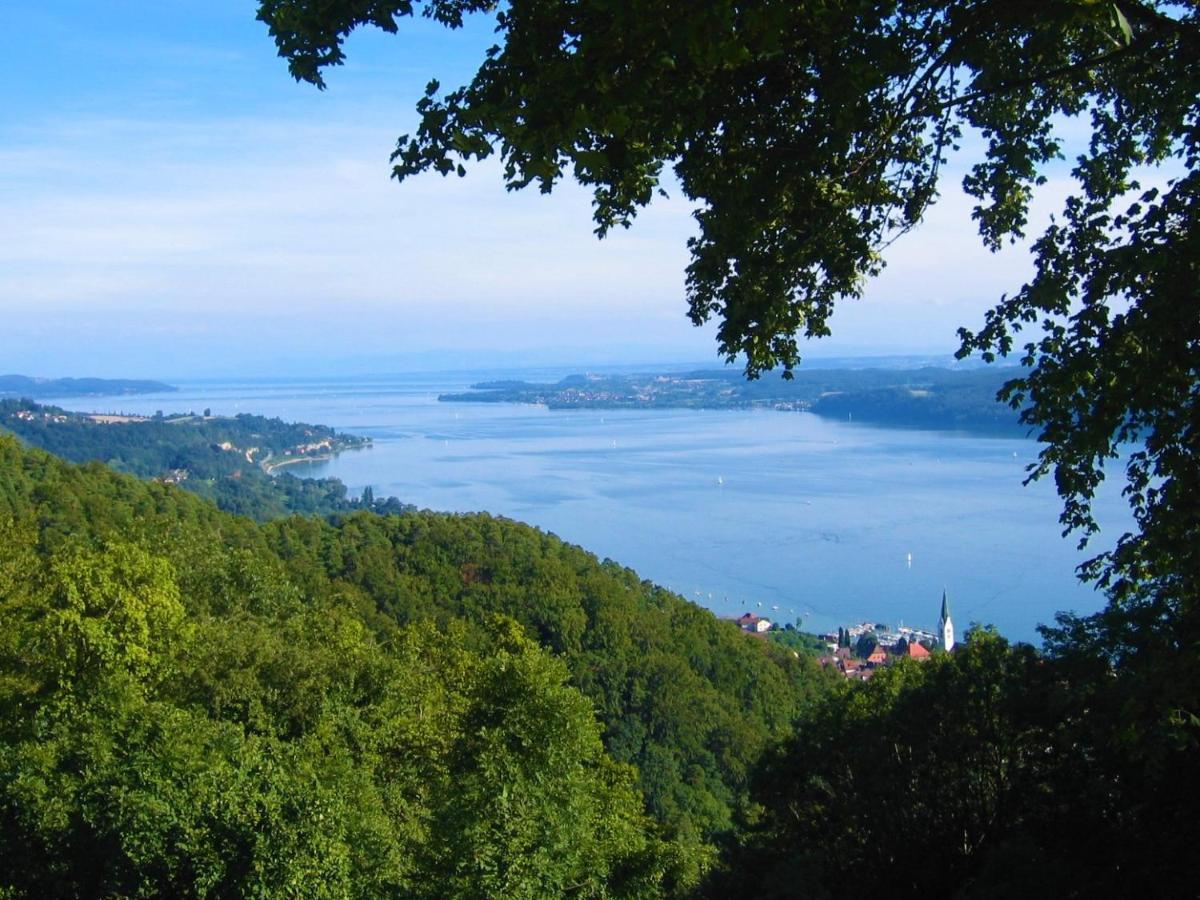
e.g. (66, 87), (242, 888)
(938, 589), (955, 652)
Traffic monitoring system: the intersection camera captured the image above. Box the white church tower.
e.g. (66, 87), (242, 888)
(938, 590), (955, 652)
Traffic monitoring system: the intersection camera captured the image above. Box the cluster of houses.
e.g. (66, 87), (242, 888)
(820, 636), (931, 680)
(214, 436), (338, 469)
(732, 592), (961, 681)
(814, 592), (956, 680)
(280, 437), (336, 457)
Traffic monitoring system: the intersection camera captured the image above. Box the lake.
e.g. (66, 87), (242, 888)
(57, 372), (1129, 643)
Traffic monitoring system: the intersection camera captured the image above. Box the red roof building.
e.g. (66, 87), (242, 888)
(906, 641), (931, 660)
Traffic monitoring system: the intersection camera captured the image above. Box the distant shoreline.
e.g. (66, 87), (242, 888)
(438, 366), (1030, 435)
(0, 374), (176, 399)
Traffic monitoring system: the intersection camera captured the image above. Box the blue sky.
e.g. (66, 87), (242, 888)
(3, 1), (1070, 379)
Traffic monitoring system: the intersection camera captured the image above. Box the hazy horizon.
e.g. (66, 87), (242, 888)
(4, 348), (1014, 386)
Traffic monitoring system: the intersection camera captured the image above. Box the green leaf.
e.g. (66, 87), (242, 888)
(1113, 5), (1133, 45)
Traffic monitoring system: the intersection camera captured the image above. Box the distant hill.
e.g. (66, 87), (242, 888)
(0, 374), (175, 398)
(807, 367), (1033, 434)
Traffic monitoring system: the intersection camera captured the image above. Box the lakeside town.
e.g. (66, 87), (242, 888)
(735, 591), (957, 680)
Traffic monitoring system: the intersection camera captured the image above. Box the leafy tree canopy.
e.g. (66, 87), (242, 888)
(258, 0), (1199, 633)
(710, 624), (1199, 896)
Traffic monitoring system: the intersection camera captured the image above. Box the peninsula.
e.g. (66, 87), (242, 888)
(0, 399), (400, 520)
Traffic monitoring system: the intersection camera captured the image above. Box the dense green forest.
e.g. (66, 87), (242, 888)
(441, 367), (1029, 434)
(2, 426), (1195, 895)
(0, 399), (409, 520)
(0, 375), (175, 398)
(0, 435), (836, 896)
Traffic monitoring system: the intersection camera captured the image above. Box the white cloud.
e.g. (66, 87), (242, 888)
(0, 109), (709, 375)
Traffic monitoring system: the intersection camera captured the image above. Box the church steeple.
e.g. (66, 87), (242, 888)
(938, 589), (955, 652)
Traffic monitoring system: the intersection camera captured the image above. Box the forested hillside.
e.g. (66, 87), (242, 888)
(0, 435), (832, 896)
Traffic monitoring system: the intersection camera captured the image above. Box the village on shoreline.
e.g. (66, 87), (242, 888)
(732, 591), (958, 680)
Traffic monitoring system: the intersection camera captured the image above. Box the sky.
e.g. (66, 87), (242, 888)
(3, 1), (1076, 379)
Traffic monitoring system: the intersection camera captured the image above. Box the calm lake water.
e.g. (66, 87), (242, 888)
(57, 373), (1129, 643)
